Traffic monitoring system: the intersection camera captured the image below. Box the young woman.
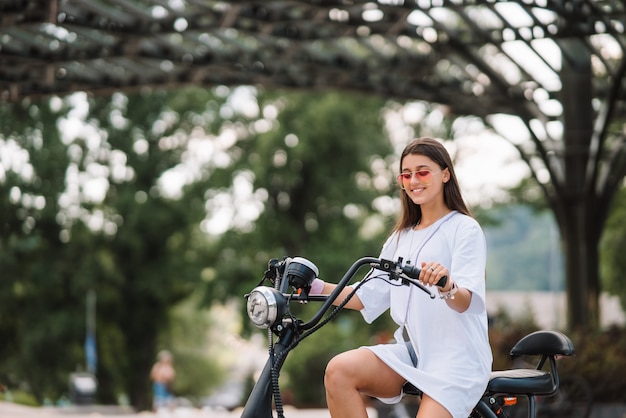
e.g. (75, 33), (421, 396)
(310, 137), (492, 418)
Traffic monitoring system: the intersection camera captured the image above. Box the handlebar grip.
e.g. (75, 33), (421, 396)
(401, 264), (447, 288)
(401, 264), (421, 279)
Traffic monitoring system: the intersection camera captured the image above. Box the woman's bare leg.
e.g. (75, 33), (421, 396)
(324, 348), (406, 418)
(416, 394), (452, 418)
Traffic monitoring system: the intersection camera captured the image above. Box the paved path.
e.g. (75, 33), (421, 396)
(0, 402), (379, 418)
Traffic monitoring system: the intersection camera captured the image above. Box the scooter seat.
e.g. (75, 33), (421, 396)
(402, 382), (422, 396)
(487, 369), (554, 395)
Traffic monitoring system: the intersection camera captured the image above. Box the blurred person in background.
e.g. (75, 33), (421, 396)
(150, 350), (176, 412)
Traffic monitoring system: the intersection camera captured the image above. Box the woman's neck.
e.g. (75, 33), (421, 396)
(416, 206), (451, 229)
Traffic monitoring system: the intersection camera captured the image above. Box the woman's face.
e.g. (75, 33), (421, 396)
(398, 153), (449, 206)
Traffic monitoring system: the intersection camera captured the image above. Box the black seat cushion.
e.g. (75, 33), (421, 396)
(487, 369), (555, 396)
(402, 382), (422, 396)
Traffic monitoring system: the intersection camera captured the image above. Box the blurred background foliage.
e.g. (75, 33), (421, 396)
(1, 86), (625, 410)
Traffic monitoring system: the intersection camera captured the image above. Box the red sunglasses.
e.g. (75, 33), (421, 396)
(397, 170), (433, 182)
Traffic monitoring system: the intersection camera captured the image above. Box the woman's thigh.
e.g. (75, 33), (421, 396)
(325, 347), (406, 399)
(417, 394), (452, 418)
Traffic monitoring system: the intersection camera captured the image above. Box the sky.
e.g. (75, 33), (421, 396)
(453, 132), (529, 206)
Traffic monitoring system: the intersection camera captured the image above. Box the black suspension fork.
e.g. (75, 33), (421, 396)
(240, 327), (296, 418)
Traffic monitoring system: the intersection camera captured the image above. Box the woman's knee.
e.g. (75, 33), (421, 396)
(325, 349), (405, 400)
(324, 350), (361, 389)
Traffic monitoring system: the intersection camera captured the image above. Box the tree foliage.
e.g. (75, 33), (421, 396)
(0, 88), (251, 408)
(201, 90), (396, 316)
(0, 99), (88, 401)
(600, 186), (626, 312)
(0, 88), (399, 409)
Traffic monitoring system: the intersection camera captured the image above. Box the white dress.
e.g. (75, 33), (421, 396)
(354, 211), (492, 418)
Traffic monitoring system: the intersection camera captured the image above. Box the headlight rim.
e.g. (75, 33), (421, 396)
(246, 286), (286, 329)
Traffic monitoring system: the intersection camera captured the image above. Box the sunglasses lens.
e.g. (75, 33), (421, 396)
(398, 171), (433, 182)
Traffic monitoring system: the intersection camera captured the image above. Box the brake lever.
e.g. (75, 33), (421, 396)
(401, 276), (436, 299)
(374, 258), (437, 299)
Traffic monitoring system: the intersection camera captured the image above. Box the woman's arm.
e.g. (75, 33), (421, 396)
(437, 278), (472, 313)
(312, 279), (364, 310)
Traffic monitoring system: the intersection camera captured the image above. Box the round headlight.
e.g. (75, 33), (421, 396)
(246, 287), (286, 329)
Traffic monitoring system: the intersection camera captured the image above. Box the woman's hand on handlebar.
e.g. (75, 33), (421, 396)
(420, 262), (451, 291)
(310, 278), (325, 295)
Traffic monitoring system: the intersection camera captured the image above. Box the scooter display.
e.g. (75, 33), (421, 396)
(240, 256), (574, 418)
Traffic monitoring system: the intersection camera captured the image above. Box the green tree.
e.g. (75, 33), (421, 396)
(0, 87), (248, 408)
(202, 90), (400, 407)
(80, 91), (213, 408)
(1, 87), (401, 410)
(176, 85), (403, 411)
(600, 186), (626, 312)
(0, 99), (89, 401)
(202, 90), (395, 315)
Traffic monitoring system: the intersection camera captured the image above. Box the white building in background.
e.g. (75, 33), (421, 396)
(486, 291), (625, 330)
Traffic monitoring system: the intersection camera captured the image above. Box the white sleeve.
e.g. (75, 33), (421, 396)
(354, 233), (398, 323)
(449, 220), (487, 315)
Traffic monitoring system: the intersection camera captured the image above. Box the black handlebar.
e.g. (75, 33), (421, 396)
(300, 257), (380, 329)
(399, 262), (448, 288)
(269, 257), (448, 331)
(379, 258), (447, 288)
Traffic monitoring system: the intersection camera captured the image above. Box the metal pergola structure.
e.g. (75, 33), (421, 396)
(0, 1), (623, 117)
(1, 0), (626, 329)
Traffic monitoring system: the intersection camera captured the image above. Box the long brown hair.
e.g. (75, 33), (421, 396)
(393, 137), (471, 232)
